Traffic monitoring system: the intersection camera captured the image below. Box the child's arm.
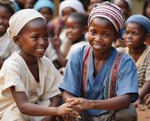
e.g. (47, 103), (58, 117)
(134, 81), (150, 107)
(145, 93), (150, 108)
(10, 86), (76, 116)
(65, 90), (132, 111)
(41, 95), (62, 121)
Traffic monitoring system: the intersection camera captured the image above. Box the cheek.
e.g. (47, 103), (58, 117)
(87, 33), (94, 43)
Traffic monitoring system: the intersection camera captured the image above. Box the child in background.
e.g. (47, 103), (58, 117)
(52, 0), (85, 56)
(87, 0), (110, 14)
(24, 0), (37, 9)
(143, 0), (150, 19)
(0, 0), (17, 68)
(60, 2), (138, 121)
(122, 15), (150, 110)
(53, 12), (88, 68)
(34, 0), (61, 69)
(113, 0), (132, 48)
(34, 0), (54, 24)
(142, 0), (150, 45)
(114, 0), (131, 20)
(0, 9), (79, 121)
(51, 0), (86, 69)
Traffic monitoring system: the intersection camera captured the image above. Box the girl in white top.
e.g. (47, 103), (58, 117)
(0, 9), (79, 121)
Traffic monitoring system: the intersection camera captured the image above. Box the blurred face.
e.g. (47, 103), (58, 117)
(115, 0), (130, 18)
(123, 23), (146, 49)
(146, 3), (150, 19)
(0, 5), (12, 36)
(17, 19), (49, 59)
(88, 17), (117, 54)
(61, 7), (76, 24)
(88, 0), (106, 14)
(66, 17), (85, 43)
(24, 0), (37, 8)
(39, 8), (53, 23)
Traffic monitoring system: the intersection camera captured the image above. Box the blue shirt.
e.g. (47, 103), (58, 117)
(60, 45), (138, 116)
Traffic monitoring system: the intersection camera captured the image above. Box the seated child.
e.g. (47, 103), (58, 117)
(121, 14), (150, 109)
(0, 9), (79, 121)
(60, 2), (138, 121)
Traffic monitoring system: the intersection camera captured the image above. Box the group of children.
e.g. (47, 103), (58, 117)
(0, 0), (149, 121)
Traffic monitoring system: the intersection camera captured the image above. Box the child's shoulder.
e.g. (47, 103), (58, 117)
(39, 56), (56, 67)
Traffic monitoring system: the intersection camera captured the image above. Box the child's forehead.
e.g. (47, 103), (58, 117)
(89, 17), (115, 29)
(125, 15), (150, 34)
(23, 18), (47, 29)
(7, 9), (46, 40)
(126, 22), (147, 31)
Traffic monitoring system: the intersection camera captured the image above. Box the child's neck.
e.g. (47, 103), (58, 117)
(129, 45), (146, 54)
(129, 45), (147, 62)
(19, 52), (38, 65)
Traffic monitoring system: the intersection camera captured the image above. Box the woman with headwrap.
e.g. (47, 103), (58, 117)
(59, 2), (138, 121)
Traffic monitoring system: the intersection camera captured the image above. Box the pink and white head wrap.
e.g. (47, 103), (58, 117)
(88, 1), (125, 32)
(59, 0), (85, 16)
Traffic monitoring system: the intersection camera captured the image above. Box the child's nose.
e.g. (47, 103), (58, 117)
(95, 35), (103, 41)
(39, 38), (46, 45)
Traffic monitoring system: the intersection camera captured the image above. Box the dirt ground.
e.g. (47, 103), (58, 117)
(137, 108), (150, 121)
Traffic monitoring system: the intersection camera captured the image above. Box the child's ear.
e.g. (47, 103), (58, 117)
(13, 36), (21, 47)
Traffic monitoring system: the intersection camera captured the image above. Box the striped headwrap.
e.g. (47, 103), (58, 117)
(88, 1), (125, 32)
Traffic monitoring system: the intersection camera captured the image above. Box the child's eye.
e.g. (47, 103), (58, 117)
(43, 34), (48, 40)
(89, 29), (96, 35)
(32, 36), (39, 39)
(133, 32), (139, 36)
(103, 33), (110, 38)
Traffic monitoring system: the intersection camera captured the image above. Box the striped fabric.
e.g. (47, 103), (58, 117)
(88, 1), (125, 32)
(137, 47), (150, 87)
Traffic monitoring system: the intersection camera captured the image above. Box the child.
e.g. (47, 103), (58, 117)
(34, 0), (54, 24)
(59, 2), (138, 121)
(0, 9), (79, 121)
(87, 0), (110, 15)
(113, 0), (132, 48)
(114, 0), (131, 20)
(53, 12), (88, 68)
(122, 14), (150, 110)
(142, 0), (150, 45)
(34, 0), (61, 69)
(52, 0), (85, 56)
(0, 0), (17, 68)
(143, 0), (150, 19)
